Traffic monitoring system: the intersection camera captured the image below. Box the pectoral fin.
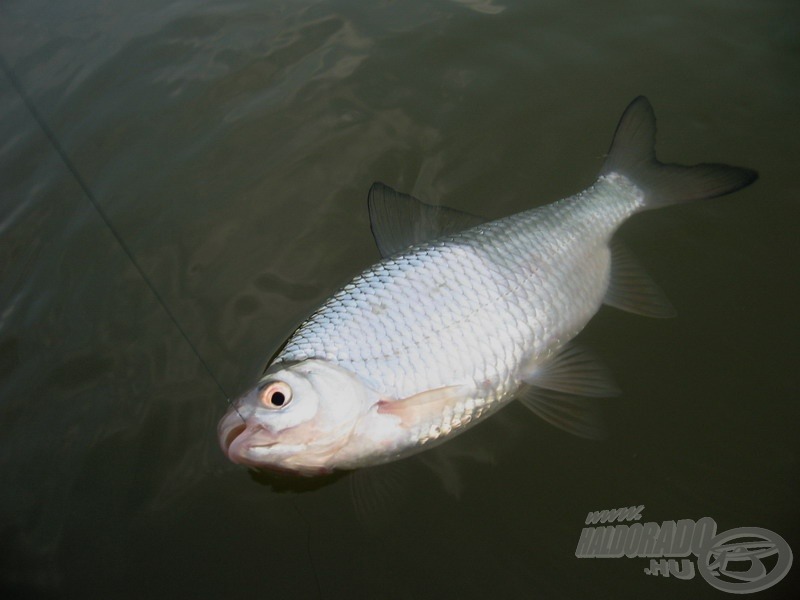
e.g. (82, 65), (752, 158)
(377, 384), (472, 427)
(368, 183), (486, 257)
(349, 460), (412, 531)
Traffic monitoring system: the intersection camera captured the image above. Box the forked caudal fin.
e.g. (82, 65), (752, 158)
(601, 96), (758, 208)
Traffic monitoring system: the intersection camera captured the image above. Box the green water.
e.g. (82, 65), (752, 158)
(1, 0), (798, 598)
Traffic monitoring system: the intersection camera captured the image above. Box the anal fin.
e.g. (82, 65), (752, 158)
(604, 239), (676, 318)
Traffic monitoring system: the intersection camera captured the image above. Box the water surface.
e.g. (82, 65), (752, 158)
(1, 0), (798, 598)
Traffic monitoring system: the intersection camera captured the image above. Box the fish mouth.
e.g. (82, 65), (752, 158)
(222, 423), (246, 452)
(225, 429), (281, 464)
(218, 411), (281, 464)
(217, 403), (348, 475)
(219, 422), (333, 476)
(221, 423), (281, 452)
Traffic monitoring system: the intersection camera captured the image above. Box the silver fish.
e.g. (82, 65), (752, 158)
(219, 97), (757, 475)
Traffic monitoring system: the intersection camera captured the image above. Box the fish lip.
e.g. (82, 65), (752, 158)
(221, 423), (246, 453)
(218, 409), (247, 448)
(225, 426), (282, 464)
(251, 441), (279, 449)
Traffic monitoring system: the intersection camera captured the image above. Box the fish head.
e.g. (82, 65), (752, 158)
(218, 359), (374, 476)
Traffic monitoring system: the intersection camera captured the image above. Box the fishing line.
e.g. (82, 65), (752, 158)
(290, 499), (323, 599)
(0, 54), (244, 423)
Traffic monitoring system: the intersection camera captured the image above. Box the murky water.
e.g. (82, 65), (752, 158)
(1, 0), (798, 598)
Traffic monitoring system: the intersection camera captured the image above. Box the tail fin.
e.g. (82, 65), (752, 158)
(601, 97), (758, 209)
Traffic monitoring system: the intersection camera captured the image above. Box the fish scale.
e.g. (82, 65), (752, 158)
(219, 97), (758, 475)
(277, 176), (641, 439)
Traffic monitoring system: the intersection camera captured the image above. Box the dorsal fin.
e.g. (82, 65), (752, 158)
(367, 182), (486, 258)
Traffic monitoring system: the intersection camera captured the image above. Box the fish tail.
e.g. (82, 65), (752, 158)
(600, 97), (758, 209)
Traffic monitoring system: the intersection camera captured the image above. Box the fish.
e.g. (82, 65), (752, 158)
(218, 96), (757, 476)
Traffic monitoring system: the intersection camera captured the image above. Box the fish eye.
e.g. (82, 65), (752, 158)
(259, 381), (292, 409)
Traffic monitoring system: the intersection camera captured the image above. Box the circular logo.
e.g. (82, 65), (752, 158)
(697, 527), (793, 594)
